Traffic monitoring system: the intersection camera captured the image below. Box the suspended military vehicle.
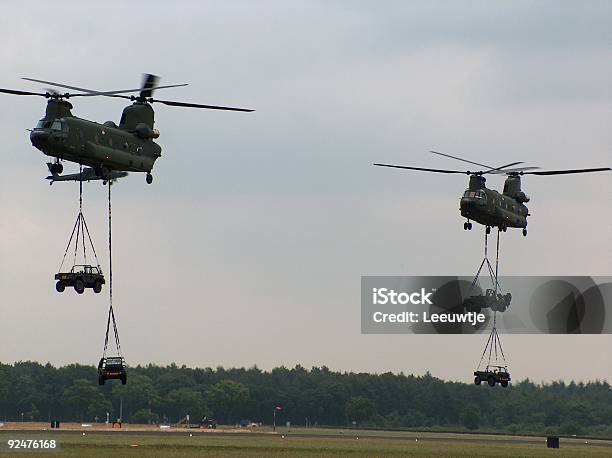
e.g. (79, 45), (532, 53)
(0, 74), (254, 184)
(374, 151), (610, 236)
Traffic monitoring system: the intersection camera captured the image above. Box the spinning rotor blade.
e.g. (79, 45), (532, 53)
(152, 98), (254, 111)
(22, 77), (187, 97)
(140, 74), (159, 98)
(0, 87), (47, 97)
(522, 167), (611, 176)
(373, 163), (468, 174)
(22, 76), (254, 111)
(481, 161), (524, 174)
(73, 84), (188, 97)
(488, 166), (541, 174)
(430, 150), (496, 170)
(101, 94), (254, 111)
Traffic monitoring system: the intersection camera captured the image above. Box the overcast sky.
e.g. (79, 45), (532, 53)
(0, 0), (610, 383)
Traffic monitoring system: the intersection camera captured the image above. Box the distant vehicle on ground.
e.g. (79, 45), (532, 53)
(200, 417), (217, 429)
(55, 265), (105, 294)
(463, 289), (511, 313)
(98, 356), (127, 385)
(474, 365), (511, 387)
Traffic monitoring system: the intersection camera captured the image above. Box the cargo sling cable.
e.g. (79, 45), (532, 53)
(102, 180), (121, 358)
(470, 228), (510, 380)
(57, 165), (102, 274)
(476, 312), (508, 371)
(468, 228), (501, 297)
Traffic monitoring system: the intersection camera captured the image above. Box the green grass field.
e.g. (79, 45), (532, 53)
(1, 430), (611, 457)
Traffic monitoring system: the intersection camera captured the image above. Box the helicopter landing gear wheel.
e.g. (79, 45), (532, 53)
(486, 226), (491, 235)
(467, 222), (472, 230)
(51, 162), (63, 174)
(146, 173), (153, 185)
(522, 228), (527, 237)
(464, 222), (468, 230)
(464, 221), (473, 230)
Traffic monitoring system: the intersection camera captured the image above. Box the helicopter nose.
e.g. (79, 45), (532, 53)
(30, 129), (50, 149)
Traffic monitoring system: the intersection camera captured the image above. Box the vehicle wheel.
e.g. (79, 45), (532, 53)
(93, 280), (103, 294)
(487, 376), (496, 387)
(55, 281), (65, 293)
(121, 375), (127, 385)
(98, 376), (105, 386)
(501, 380), (508, 388)
(146, 173), (153, 184)
(474, 377), (481, 385)
(74, 278), (85, 294)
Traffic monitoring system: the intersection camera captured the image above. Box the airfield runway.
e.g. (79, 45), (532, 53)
(3, 423), (612, 448)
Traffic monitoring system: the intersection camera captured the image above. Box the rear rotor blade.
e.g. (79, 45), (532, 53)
(374, 163), (468, 174)
(152, 98), (254, 112)
(0, 88), (47, 97)
(523, 167), (611, 176)
(488, 166), (541, 174)
(140, 74), (159, 99)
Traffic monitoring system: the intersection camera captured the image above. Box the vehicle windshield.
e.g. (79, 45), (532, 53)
(36, 119), (68, 132)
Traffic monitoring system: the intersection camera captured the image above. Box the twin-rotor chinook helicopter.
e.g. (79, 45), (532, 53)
(375, 151), (610, 236)
(0, 74), (253, 184)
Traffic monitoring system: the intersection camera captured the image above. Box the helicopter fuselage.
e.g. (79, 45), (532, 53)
(29, 99), (161, 177)
(460, 185), (529, 230)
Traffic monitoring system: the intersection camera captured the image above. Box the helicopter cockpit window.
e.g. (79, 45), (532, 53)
(36, 119), (53, 129)
(464, 191), (485, 199)
(48, 120), (68, 132)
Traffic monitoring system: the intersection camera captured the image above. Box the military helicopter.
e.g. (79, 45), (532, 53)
(374, 151), (610, 236)
(0, 74), (253, 184)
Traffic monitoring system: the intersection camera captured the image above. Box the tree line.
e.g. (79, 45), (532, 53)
(1, 361), (612, 437)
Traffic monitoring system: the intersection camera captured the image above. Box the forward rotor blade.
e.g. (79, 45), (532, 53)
(0, 88), (47, 97)
(481, 161), (524, 174)
(523, 167), (611, 176)
(373, 163), (468, 174)
(430, 150), (495, 170)
(23, 77), (187, 97)
(152, 98), (254, 112)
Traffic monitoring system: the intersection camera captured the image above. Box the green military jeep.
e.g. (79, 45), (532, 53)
(55, 265), (105, 294)
(474, 365), (511, 387)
